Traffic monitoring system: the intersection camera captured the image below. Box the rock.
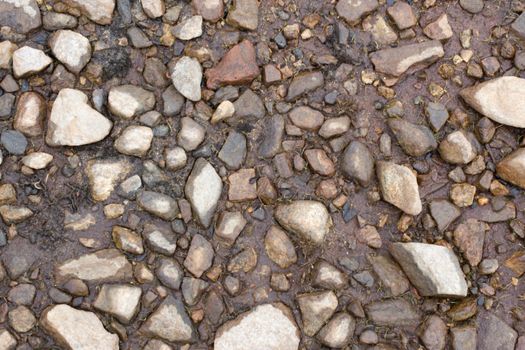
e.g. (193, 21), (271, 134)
(336, 0), (379, 25)
(368, 254), (410, 296)
(205, 40), (259, 89)
(370, 40), (444, 77)
(139, 296), (196, 343)
(319, 116), (351, 138)
(137, 191), (179, 221)
(49, 30), (91, 73)
(365, 299), (420, 327)
(426, 102), (449, 132)
(112, 226), (144, 254)
(286, 71), (324, 101)
(1, 130), (26, 155)
(144, 340), (172, 350)
(108, 85), (155, 119)
(8, 283), (36, 305)
(143, 224), (177, 255)
(497, 148), (525, 189)
(211, 100), (235, 124)
(362, 15), (398, 45)
(127, 26), (152, 48)
(460, 0), (484, 13)
(215, 211), (246, 245)
(22, 152), (53, 169)
(387, 1), (417, 29)
(193, 0), (223, 22)
(342, 141), (374, 187)
(0, 205), (32, 224)
(258, 115), (284, 158)
(228, 168), (257, 201)
(439, 131), (477, 164)
(423, 14), (453, 41)
(55, 249), (132, 283)
(156, 258), (183, 289)
(429, 200), (461, 232)
(171, 56), (202, 102)
(185, 158), (222, 227)
(388, 118), (437, 157)
(182, 277), (208, 305)
(14, 92), (46, 137)
(232, 89), (265, 120)
(177, 117), (205, 151)
(305, 149), (336, 176)
(1, 237), (41, 279)
(141, 0), (165, 18)
(218, 131), (246, 170)
(114, 125), (153, 157)
(214, 303), (299, 350)
(451, 325), (477, 350)
(356, 225), (382, 248)
(376, 161), (422, 215)
(264, 225), (297, 269)
(144, 58), (168, 88)
(477, 313), (517, 350)
(164, 147), (187, 171)
(62, 0), (115, 25)
(93, 284), (142, 323)
(297, 291), (338, 337)
(0, 329), (16, 350)
(46, 89), (113, 146)
(42, 12), (78, 30)
(447, 298), (477, 322)
(86, 159), (131, 201)
(312, 260), (348, 289)
(226, 0), (259, 31)
(227, 247), (258, 273)
(12, 46), (52, 78)
(274, 200), (332, 245)
(317, 313), (355, 348)
(184, 234), (214, 277)
(389, 242), (468, 297)
(450, 183), (476, 207)
(466, 200), (516, 223)
(8, 305), (36, 332)
(0, 0), (41, 34)
(289, 106), (324, 130)
(0, 41), (17, 69)
(173, 15), (202, 40)
(41, 304), (119, 350)
(0, 93), (14, 119)
(419, 315), (447, 350)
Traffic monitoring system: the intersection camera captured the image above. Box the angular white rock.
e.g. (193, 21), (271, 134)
(376, 161), (422, 215)
(12, 46), (52, 78)
(171, 56), (202, 102)
(21, 152), (53, 169)
(93, 284), (142, 324)
(49, 30), (91, 73)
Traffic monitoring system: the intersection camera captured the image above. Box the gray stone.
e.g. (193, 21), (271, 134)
(137, 191), (179, 221)
(429, 199), (461, 232)
(173, 16), (203, 40)
(156, 258), (183, 289)
(184, 234), (214, 278)
(317, 312), (355, 348)
(114, 125), (153, 157)
(1, 130), (27, 155)
(286, 71), (324, 101)
(162, 86), (185, 117)
(181, 277), (209, 306)
(297, 291), (338, 337)
(368, 254), (410, 296)
(0, 0), (41, 33)
(477, 313), (517, 350)
(43, 12), (78, 30)
(87, 158), (132, 201)
(258, 115), (284, 158)
(460, 0), (484, 13)
(215, 211), (247, 246)
(62, 0), (115, 25)
(388, 118), (437, 157)
(232, 89), (265, 121)
(341, 141), (374, 187)
(171, 56), (202, 101)
(0, 93), (15, 119)
(219, 131), (247, 170)
(336, 0), (379, 25)
(365, 299), (420, 327)
(177, 117), (205, 151)
(264, 225), (297, 269)
(226, 0), (259, 31)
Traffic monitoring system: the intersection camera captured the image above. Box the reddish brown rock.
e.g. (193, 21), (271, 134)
(228, 168), (257, 202)
(205, 40), (259, 89)
(453, 219), (488, 267)
(304, 149), (335, 176)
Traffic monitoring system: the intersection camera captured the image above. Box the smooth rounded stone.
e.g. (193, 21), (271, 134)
(479, 258), (499, 275)
(312, 260), (348, 289)
(365, 299), (420, 327)
(264, 225), (297, 269)
(171, 56), (202, 101)
(305, 149), (335, 176)
(451, 325), (476, 350)
(439, 131), (477, 164)
(162, 86), (185, 117)
(49, 30), (91, 74)
(297, 291), (338, 337)
(141, 0), (165, 18)
(274, 200), (332, 245)
(8, 283), (36, 305)
(192, 0), (223, 22)
(342, 141), (374, 187)
(139, 296), (196, 343)
(460, 0), (484, 14)
(1, 75), (18, 94)
(55, 249), (132, 284)
(157, 258), (183, 289)
(93, 284), (141, 324)
(227, 247), (258, 273)
(86, 158), (131, 201)
(164, 146), (187, 171)
(0, 205), (32, 224)
(477, 313), (518, 350)
(181, 277), (209, 305)
(387, 1), (416, 29)
(184, 234), (214, 278)
(389, 242), (468, 297)
(215, 211), (247, 245)
(317, 312), (355, 348)
(12, 46), (52, 78)
(460, 77), (525, 128)
(0, 93), (15, 118)
(14, 92), (46, 137)
(429, 199), (461, 232)
(118, 174), (142, 200)
(211, 100), (235, 124)
(226, 0), (259, 30)
(0, 41), (17, 69)
(62, 0), (115, 25)
(496, 148), (525, 189)
(136, 190), (179, 221)
(177, 117), (205, 151)
(1, 130), (27, 155)
(112, 226), (144, 254)
(43, 12), (78, 30)
(419, 315), (447, 350)
(370, 40), (444, 77)
(8, 305), (35, 332)
(215, 303), (299, 350)
(388, 118), (437, 157)
(218, 131), (246, 170)
(376, 161), (422, 215)
(21, 152), (53, 169)
(288, 106), (324, 131)
(258, 115), (284, 158)
(0, 329), (16, 349)
(368, 254), (410, 296)
(185, 158), (222, 227)
(336, 0), (378, 25)
(173, 15), (203, 40)
(319, 116), (351, 138)
(0, 0), (41, 34)
(114, 125), (153, 157)
(108, 85), (155, 119)
(46, 89), (113, 146)
(41, 304), (119, 350)
(423, 14), (453, 40)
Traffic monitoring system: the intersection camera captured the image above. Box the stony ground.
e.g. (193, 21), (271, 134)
(4, 0), (525, 349)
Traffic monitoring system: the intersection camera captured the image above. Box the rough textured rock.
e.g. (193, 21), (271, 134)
(317, 312), (355, 348)
(477, 313), (517, 350)
(286, 71), (324, 101)
(171, 56), (202, 101)
(288, 106), (324, 131)
(497, 148), (525, 189)
(93, 284), (142, 324)
(114, 125), (153, 157)
(296, 291), (338, 337)
(49, 30), (91, 73)
(368, 254), (410, 296)
(226, 0), (259, 31)
(108, 85), (155, 119)
(376, 161), (422, 215)
(62, 0), (115, 25)
(86, 158), (131, 201)
(14, 92), (46, 137)
(419, 315), (447, 350)
(336, 0), (379, 25)
(0, 0), (41, 34)
(173, 16), (203, 40)
(439, 131), (477, 165)
(184, 234), (214, 277)
(264, 225), (297, 269)
(388, 118), (437, 157)
(137, 191), (179, 221)
(453, 219), (488, 267)
(365, 299), (420, 327)
(193, 0), (223, 22)
(12, 46), (52, 78)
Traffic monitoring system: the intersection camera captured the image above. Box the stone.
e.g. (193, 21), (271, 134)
(388, 118), (437, 157)
(0, 329), (16, 350)
(62, 0), (115, 25)
(137, 191), (179, 221)
(192, 0), (223, 22)
(286, 71), (324, 101)
(336, 0), (379, 25)
(218, 131), (246, 170)
(211, 100), (235, 124)
(356, 225), (382, 248)
(205, 40), (259, 89)
(419, 315), (447, 350)
(312, 260), (348, 289)
(47, 89), (113, 146)
(173, 15), (202, 40)
(429, 200), (461, 231)
(8, 283), (36, 305)
(228, 168), (257, 201)
(8, 305), (36, 332)
(365, 299), (420, 327)
(114, 125), (153, 157)
(144, 340), (172, 350)
(368, 254), (410, 296)
(362, 15), (398, 45)
(215, 211), (247, 245)
(439, 131), (477, 164)
(0, 0), (41, 33)
(450, 183), (476, 207)
(127, 27), (152, 48)
(460, 0), (484, 13)
(171, 56), (202, 102)
(156, 258), (183, 289)
(112, 226), (144, 254)
(389, 242), (468, 297)
(42, 12), (78, 30)
(21, 152), (53, 169)
(317, 313), (355, 348)
(297, 291), (338, 337)
(376, 161), (422, 215)
(226, 0), (259, 31)
(387, 1), (417, 29)
(49, 30), (91, 74)
(108, 85), (155, 119)
(182, 277), (208, 305)
(0, 41), (17, 69)
(185, 158), (223, 227)
(164, 147), (187, 171)
(264, 225), (297, 269)
(141, 0), (165, 18)
(0, 94), (15, 119)
(426, 102), (449, 132)
(12, 46), (52, 78)
(87, 159), (131, 201)
(93, 284), (142, 324)
(177, 117), (205, 151)
(258, 115), (284, 158)
(140, 296), (196, 343)
(370, 40), (444, 77)
(214, 303), (299, 350)
(305, 149), (336, 176)
(143, 224), (176, 255)
(227, 247), (257, 273)
(342, 141), (374, 187)
(144, 58), (168, 88)
(14, 92), (46, 137)
(1, 130), (26, 155)
(423, 14), (453, 40)
(289, 106), (324, 130)
(319, 116), (351, 138)
(274, 200), (332, 245)
(0, 205), (32, 224)
(497, 148), (525, 189)
(184, 234), (214, 278)
(232, 89), (265, 120)
(451, 325), (477, 350)
(477, 313), (517, 350)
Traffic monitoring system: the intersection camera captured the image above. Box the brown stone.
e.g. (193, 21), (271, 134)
(387, 1), (417, 29)
(304, 149), (335, 176)
(496, 148), (525, 189)
(14, 92), (46, 137)
(192, 0), (223, 22)
(453, 219), (488, 267)
(228, 168), (257, 202)
(356, 225), (382, 248)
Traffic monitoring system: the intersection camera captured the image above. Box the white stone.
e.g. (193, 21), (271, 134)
(171, 56), (202, 101)
(12, 46), (52, 78)
(62, 0), (115, 25)
(21, 152), (53, 169)
(93, 284), (142, 324)
(114, 125), (153, 157)
(49, 30), (91, 73)
(108, 85), (156, 119)
(0, 329), (16, 350)
(376, 161), (422, 215)
(173, 15), (203, 40)
(164, 146), (187, 170)
(177, 117), (205, 151)
(0, 41), (17, 69)
(211, 100), (235, 124)
(141, 0), (165, 18)
(86, 158), (132, 201)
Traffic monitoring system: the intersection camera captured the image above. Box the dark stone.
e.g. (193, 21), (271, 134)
(1, 130), (27, 155)
(258, 115), (284, 158)
(93, 48), (131, 80)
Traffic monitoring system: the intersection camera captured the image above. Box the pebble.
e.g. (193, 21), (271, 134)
(112, 226), (144, 254)
(460, 0), (484, 13)
(215, 211), (247, 245)
(108, 85), (155, 119)
(286, 71), (324, 101)
(0, 0), (41, 33)
(177, 117), (205, 151)
(12, 46), (52, 78)
(218, 131), (246, 170)
(43, 12), (78, 30)
(419, 315), (447, 350)
(93, 284), (142, 324)
(376, 161), (422, 215)
(156, 258), (183, 289)
(264, 225), (297, 268)
(114, 125), (153, 157)
(14, 92), (46, 137)
(477, 313), (517, 350)
(317, 313), (355, 348)
(173, 16), (203, 40)
(312, 260), (348, 289)
(288, 106), (324, 130)
(297, 291), (338, 336)
(49, 30), (91, 73)
(336, 0), (379, 25)
(87, 159), (131, 201)
(341, 141), (374, 187)
(62, 0), (115, 25)
(388, 118), (437, 157)
(137, 191), (179, 221)
(192, 0), (223, 22)
(226, 0), (259, 31)
(387, 1), (417, 29)
(21, 152), (53, 169)
(211, 100), (235, 124)
(1, 130), (27, 155)
(319, 116), (351, 138)
(141, 0), (165, 18)
(439, 130), (477, 164)
(365, 299), (420, 327)
(184, 234), (214, 278)
(423, 14), (453, 40)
